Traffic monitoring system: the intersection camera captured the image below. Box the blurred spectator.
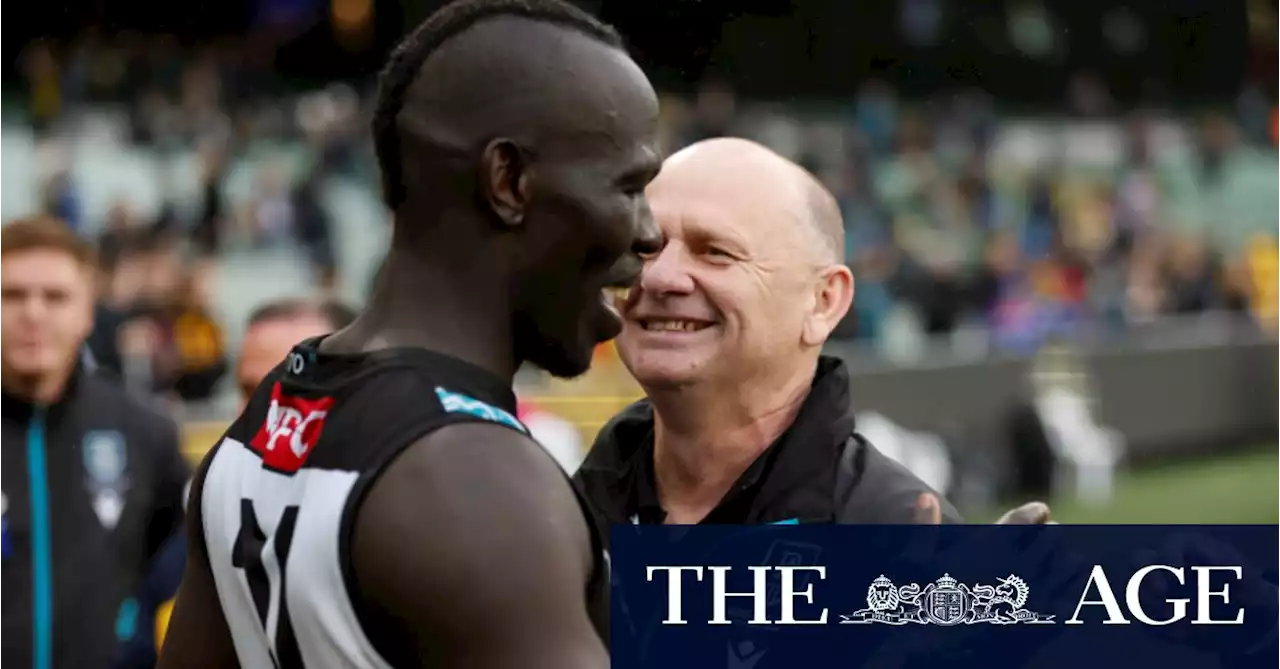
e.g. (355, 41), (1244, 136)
(234, 297), (356, 404)
(192, 144), (230, 257)
(21, 42), (62, 134)
(971, 230), (1024, 318)
(853, 79), (899, 157)
(1122, 232), (1168, 325)
(116, 237), (228, 403)
(681, 77), (739, 145)
(97, 202), (141, 266)
(241, 163), (296, 247)
(830, 157), (891, 260)
(1022, 171), (1061, 259)
(1196, 111), (1240, 188)
(1, 217), (189, 669)
(1113, 112), (1163, 243)
(1163, 233), (1222, 314)
(40, 171), (83, 235)
(294, 169), (339, 294)
(954, 153), (1001, 232)
(844, 243), (899, 341)
(1243, 235), (1278, 331)
(86, 227), (156, 379)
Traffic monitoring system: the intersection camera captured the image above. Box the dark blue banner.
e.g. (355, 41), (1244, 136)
(610, 525), (1279, 669)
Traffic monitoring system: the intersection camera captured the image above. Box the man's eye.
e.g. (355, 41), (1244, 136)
(707, 247), (734, 259)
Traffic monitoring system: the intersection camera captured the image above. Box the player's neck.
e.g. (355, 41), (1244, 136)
(331, 247), (519, 382)
(649, 365), (815, 521)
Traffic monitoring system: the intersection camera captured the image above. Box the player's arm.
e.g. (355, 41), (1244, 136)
(353, 422), (607, 669)
(156, 459), (240, 669)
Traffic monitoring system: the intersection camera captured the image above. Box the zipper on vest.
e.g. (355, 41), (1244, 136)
(27, 407), (53, 669)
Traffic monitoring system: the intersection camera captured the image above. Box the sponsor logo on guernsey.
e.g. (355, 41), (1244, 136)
(249, 382), (335, 473)
(435, 387), (528, 434)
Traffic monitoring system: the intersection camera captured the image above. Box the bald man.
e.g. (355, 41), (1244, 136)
(575, 138), (1051, 532)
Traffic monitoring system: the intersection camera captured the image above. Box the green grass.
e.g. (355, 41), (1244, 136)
(980, 447), (1279, 524)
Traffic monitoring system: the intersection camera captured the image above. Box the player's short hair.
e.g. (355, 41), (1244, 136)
(0, 216), (96, 268)
(372, 0), (624, 210)
(247, 298), (357, 331)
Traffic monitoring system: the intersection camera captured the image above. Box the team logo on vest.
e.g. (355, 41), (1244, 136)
(1, 493), (10, 559)
(83, 430), (130, 529)
(250, 381), (336, 473)
(840, 573), (1055, 626)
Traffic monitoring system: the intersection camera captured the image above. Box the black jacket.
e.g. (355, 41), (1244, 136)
(1, 368), (189, 669)
(574, 356), (960, 539)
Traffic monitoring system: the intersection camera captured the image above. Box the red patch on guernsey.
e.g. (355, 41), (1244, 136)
(248, 382), (336, 473)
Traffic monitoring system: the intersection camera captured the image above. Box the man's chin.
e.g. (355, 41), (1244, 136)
(530, 346), (594, 380)
(3, 358), (64, 379)
(622, 358), (705, 392)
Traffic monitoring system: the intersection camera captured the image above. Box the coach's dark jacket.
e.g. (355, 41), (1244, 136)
(1, 366), (189, 669)
(574, 355), (960, 538)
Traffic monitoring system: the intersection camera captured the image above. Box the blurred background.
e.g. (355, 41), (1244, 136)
(3, 0), (1277, 523)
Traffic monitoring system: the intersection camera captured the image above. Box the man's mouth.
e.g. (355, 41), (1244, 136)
(637, 318), (713, 333)
(602, 286), (631, 318)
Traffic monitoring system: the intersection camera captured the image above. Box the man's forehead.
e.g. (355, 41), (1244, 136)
(649, 142), (840, 262)
(650, 197), (734, 239)
(649, 174), (801, 246)
(243, 316), (332, 354)
(2, 250), (90, 285)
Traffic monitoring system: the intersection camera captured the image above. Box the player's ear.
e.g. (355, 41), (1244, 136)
(480, 138), (531, 229)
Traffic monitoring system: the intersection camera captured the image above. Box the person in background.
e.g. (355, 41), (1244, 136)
(1, 217), (189, 669)
(292, 168), (340, 296)
(111, 297), (356, 669)
(22, 42), (63, 136)
(116, 236), (228, 403)
(85, 224), (152, 381)
(40, 171), (83, 235)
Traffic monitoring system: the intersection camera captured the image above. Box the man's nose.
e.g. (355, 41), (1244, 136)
(639, 243), (695, 296)
(632, 200), (661, 257)
(17, 295), (48, 322)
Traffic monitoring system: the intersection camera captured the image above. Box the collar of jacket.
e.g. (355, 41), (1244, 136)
(1, 361), (87, 424)
(579, 355), (856, 525)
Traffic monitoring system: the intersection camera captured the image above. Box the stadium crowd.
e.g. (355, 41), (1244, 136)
(11, 32), (1278, 409)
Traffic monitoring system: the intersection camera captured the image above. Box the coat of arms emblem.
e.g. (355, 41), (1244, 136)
(840, 573), (1055, 626)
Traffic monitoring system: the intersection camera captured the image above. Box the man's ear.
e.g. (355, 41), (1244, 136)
(480, 138), (531, 229)
(800, 264), (855, 347)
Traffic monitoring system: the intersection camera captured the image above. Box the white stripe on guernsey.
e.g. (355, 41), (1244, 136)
(202, 437), (394, 669)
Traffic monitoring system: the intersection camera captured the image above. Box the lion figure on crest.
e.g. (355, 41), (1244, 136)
(866, 575), (900, 612)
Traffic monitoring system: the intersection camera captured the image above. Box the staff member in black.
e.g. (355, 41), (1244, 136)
(1, 217), (190, 669)
(575, 139), (1051, 531)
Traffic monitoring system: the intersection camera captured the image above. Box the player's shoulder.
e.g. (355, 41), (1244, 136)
(385, 421), (562, 499)
(352, 421), (590, 583)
